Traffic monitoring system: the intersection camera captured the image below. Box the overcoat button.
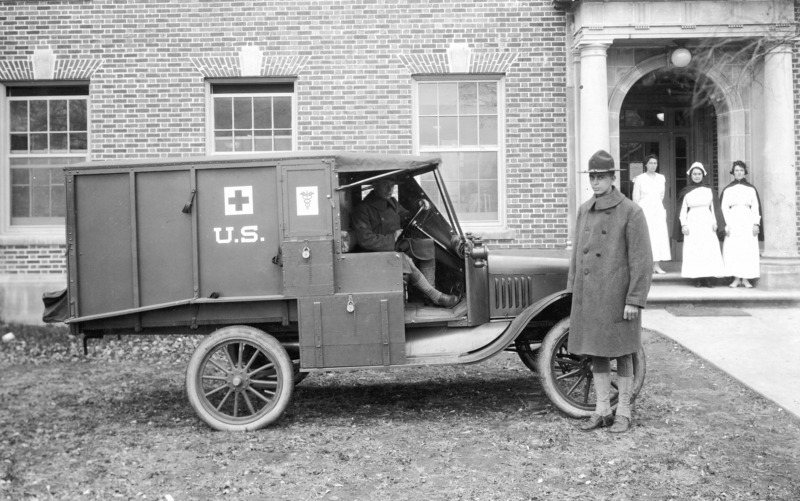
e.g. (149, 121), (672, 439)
(601, 230), (607, 234)
(584, 270), (589, 275)
(583, 248), (588, 254)
(596, 253), (601, 257)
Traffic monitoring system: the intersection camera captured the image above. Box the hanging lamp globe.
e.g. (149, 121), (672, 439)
(671, 48), (692, 68)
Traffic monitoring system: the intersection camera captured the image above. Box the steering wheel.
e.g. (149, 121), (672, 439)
(398, 199), (431, 239)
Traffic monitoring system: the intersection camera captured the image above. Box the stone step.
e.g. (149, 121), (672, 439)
(648, 281), (800, 308)
(646, 261), (800, 308)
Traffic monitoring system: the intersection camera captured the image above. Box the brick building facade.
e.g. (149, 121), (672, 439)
(2, 0), (799, 323)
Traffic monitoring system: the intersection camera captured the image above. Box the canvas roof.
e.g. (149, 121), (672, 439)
(66, 151), (441, 177)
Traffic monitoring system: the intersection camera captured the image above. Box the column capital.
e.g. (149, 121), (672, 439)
(765, 41), (794, 56)
(577, 42), (612, 57)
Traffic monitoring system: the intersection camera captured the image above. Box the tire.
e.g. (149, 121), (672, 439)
(535, 317), (646, 418)
(186, 325), (294, 431)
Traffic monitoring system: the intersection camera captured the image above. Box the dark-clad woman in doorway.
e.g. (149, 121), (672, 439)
(721, 160), (763, 288)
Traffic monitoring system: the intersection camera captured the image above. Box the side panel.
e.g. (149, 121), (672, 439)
(282, 239), (334, 296)
(333, 252), (404, 293)
(298, 292), (406, 368)
(136, 170), (194, 306)
(196, 166), (283, 298)
(75, 173), (134, 316)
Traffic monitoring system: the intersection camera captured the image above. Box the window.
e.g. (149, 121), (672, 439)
(415, 78), (504, 226)
(210, 82), (295, 153)
(6, 85), (88, 227)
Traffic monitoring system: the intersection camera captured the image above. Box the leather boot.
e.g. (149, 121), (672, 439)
(610, 376), (634, 433)
(581, 372), (612, 431)
(408, 266), (459, 308)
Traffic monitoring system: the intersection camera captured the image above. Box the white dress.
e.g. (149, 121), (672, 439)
(633, 172), (671, 261)
(679, 187), (725, 278)
(721, 184), (761, 278)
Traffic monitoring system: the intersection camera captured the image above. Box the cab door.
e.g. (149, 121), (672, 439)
(280, 162), (334, 296)
(285, 162), (407, 369)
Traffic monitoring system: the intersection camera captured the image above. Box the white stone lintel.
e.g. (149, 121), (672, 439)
(447, 43), (471, 73)
(239, 46), (263, 77)
(32, 48), (55, 80)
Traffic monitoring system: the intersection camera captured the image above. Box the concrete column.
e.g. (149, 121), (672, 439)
(760, 43), (800, 288)
(566, 46), (580, 250)
(578, 43), (611, 203)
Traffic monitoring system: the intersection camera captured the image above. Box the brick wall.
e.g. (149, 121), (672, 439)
(0, 0), (571, 268)
(0, 245), (66, 274)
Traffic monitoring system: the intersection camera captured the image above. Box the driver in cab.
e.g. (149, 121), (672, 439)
(352, 178), (460, 308)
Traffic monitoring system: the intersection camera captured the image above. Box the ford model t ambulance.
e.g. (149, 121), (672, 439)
(53, 152), (645, 431)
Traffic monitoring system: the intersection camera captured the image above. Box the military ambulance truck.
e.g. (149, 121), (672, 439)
(48, 152), (645, 431)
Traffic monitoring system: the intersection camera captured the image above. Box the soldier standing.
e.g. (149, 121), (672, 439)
(567, 150), (653, 433)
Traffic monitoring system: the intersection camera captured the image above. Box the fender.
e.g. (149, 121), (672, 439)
(457, 289), (572, 364)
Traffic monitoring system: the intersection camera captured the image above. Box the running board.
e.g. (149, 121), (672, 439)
(404, 321), (511, 359)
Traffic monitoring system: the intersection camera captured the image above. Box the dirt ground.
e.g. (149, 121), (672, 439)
(1, 323), (798, 501)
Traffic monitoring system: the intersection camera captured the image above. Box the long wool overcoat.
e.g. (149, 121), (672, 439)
(567, 187), (654, 357)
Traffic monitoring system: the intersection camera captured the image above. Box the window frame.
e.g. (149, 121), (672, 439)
(0, 82), (90, 242)
(205, 78), (297, 155)
(412, 74), (508, 233)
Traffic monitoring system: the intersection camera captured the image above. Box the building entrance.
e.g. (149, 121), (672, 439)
(618, 69), (717, 259)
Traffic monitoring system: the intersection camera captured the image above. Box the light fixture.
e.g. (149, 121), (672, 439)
(671, 47), (692, 68)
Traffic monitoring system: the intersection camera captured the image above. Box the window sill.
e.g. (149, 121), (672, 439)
(0, 232), (66, 246)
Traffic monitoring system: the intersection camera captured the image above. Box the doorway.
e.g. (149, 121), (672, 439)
(619, 130), (689, 239)
(619, 68), (717, 259)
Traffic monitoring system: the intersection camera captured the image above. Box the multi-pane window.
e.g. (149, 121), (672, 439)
(211, 83), (294, 153)
(7, 86), (88, 226)
(416, 80), (502, 224)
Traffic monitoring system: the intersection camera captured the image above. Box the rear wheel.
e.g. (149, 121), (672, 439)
(186, 325), (294, 431)
(535, 317), (646, 418)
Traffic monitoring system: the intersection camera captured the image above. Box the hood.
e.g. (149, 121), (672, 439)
(488, 249), (569, 276)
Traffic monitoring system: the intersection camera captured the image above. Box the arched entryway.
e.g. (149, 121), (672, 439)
(609, 56), (746, 259)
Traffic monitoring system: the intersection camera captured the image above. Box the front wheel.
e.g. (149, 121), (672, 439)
(186, 325), (294, 431)
(535, 317), (646, 418)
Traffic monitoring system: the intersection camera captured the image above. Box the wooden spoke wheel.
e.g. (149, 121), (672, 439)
(186, 325), (294, 431)
(535, 317), (646, 418)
